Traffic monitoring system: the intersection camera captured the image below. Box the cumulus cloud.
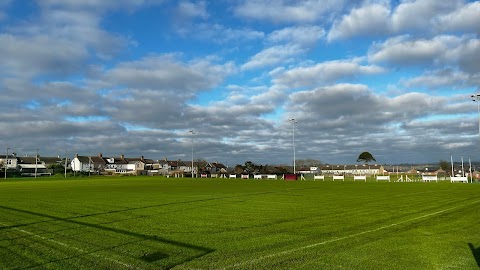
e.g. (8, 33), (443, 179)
(104, 55), (234, 93)
(37, 0), (165, 12)
(436, 1), (480, 33)
(403, 69), (480, 89)
(272, 59), (385, 88)
(0, 34), (88, 78)
(281, 84), (470, 163)
(1, 0), (479, 166)
(176, 1), (208, 20)
(368, 34), (480, 73)
(234, 0), (346, 23)
(390, 0), (460, 32)
(182, 23), (264, 44)
(267, 25), (325, 46)
(328, 3), (391, 41)
(242, 44), (304, 70)
(328, 0), (475, 41)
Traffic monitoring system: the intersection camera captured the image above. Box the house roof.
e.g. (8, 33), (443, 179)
(18, 157), (40, 164)
(104, 157), (127, 164)
(75, 156), (90, 163)
(168, 160), (187, 167)
(39, 157), (63, 165)
(209, 162), (226, 169)
(90, 156), (106, 165)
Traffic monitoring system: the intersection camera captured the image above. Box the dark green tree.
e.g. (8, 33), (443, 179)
(357, 152), (376, 163)
(439, 160), (450, 171)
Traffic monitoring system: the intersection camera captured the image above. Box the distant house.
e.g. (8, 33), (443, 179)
(17, 155), (50, 176)
(103, 155), (135, 174)
(125, 156), (155, 175)
(0, 153), (19, 171)
(71, 154), (92, 172)
(206, 162), (227, 173)
(321, 164), (386, 175)
(90, 154), (107, 173)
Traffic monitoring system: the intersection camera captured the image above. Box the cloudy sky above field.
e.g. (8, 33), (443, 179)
(0, 0), (479, 166)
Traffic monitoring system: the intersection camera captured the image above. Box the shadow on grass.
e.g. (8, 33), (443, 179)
(469, 243), (480, 267)
(0, 205), (214, 269)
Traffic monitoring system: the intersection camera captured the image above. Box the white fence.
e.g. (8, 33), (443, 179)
(376, 175), (390, 182)
(313, 175), (325, 181)
(229, 174), (237, 179)
(450, 176), (468, 183)
(422, 175), (438, 182)
(354, 175), (367, 181)
(333, 175), (344, 181)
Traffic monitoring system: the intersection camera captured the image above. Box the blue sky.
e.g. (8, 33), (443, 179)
(0, 0), (479, 166)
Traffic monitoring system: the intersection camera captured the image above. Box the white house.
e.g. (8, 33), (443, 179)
(71, 154), (92, 172)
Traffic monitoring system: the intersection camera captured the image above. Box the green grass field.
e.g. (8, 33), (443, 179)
(0, 176), (479, 269)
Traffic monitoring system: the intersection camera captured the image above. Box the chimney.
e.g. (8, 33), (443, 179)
(99, 153), (103, 158)
(121, 154), (125, 160)
(141, 156), (144, 161)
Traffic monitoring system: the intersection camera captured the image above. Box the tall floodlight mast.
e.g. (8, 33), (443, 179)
(289, 118), (298, 174)
(471, 94), (480, 140)
(189, 130), (196, 178)
(5, 147), (9, 179)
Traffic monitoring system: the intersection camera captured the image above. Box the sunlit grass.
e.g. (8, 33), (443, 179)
(0, 176), (479, 269)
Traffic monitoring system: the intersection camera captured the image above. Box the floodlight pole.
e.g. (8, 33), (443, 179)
(189, 130), (196, 178)
(5, 147), (9, 179)
(35, 148), (38, 179)
(289, 118), (297, 174)
(64, 150), (67, 178)
(472, 94), (480, 140)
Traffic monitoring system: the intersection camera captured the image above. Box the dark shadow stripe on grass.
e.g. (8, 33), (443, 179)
(0, 190), (284, 230)
(0, 205), (214, 269)
(469, 243), (480, 267)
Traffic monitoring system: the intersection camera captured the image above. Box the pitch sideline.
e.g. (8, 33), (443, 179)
(0, 222), (143, 270)
(225, 198), (480, 269)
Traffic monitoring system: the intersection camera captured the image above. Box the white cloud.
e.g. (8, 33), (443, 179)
(328, 3), (391, 41)
(37, 0), (165, 11)
(402, 69), (478, 89)
(436, 1), (480, 33)
(176, 1), (209, 20)
(368, 34), (480, 70)
(186, 23), (264, 43)
(104, 55), (235, 93)
(327, 0), (475, 41)
(241, 44), (304, 70)
(272, 59), (385, 88)
(234, 0), (346, 23)
(0, 34), (88, 77)
(391, 0), (460, 32)
(267, 25), (325, 46)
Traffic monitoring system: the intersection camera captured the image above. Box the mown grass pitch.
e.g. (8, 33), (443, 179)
(0, 177), (479, 269)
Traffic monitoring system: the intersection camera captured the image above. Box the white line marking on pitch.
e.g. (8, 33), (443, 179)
(0, 222), (143, 270)
(226, 199), (480, 269)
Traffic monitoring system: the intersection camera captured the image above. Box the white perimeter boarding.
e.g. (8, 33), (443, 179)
(313, 175), (325, 181)
(376, 175), (390, 182)
(450, 176), (468, 183)
(354, 175), (367, 181)
(422, 175), (438, 182)
(333, 175), (344, 181)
